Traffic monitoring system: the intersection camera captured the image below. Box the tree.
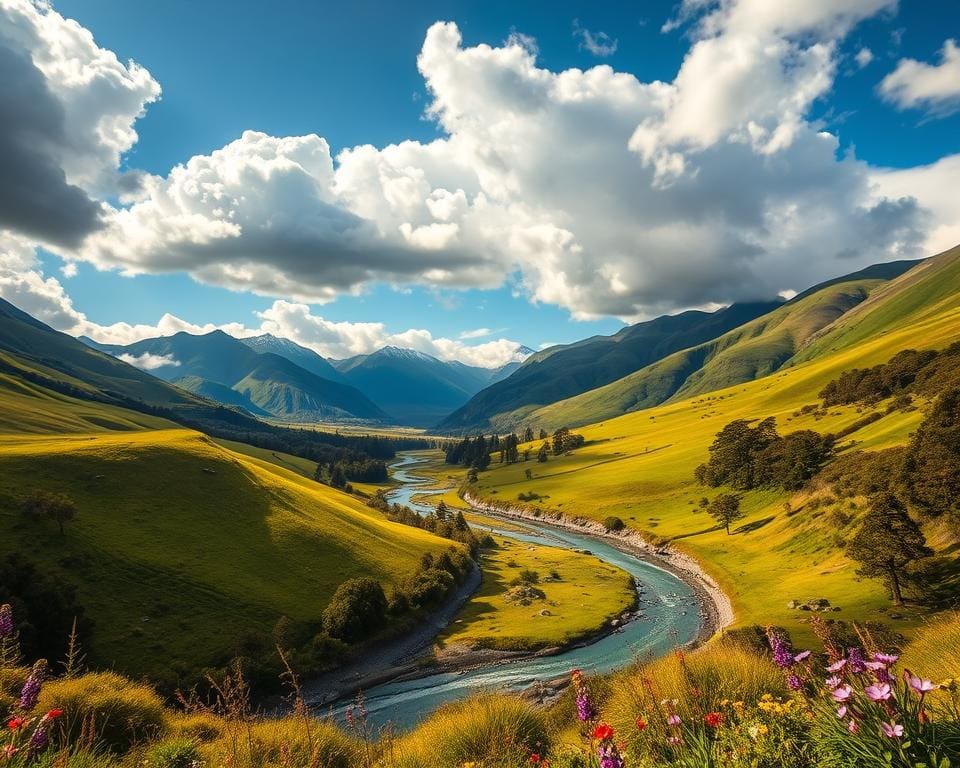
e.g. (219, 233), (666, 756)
(902, 387), (960, 520)
(525, 468), (533, 480)
(322, 578), (387, 641)
(706, 493), (744, 535)
(847, 493), (932, 606)
(523, 427), (534, 443)
(328, 464), (347, 489)
(537, 443), (549, 463)
(21, 491), (76, 535)
(435, 500), (449, 522)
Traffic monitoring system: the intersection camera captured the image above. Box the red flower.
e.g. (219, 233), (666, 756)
(593, 723), (614, 741)
(7, 717), (25, 731)
(44, 709), (63, 720)
(636, 716), (648, 731)
(704, 711), (724, 728)
(529, 754), (541, 764)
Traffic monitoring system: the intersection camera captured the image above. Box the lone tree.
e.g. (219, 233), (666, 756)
(847, 492), (932, 606)
(21, 491), (76, 535)
(707, 493), (744, 535)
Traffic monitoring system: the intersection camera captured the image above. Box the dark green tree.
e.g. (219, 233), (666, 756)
(321, 577), (388, 641)
(847, 492), (932, 605)
(537, 443), (549, 463)
(902, 387), (960, 520)
(436, 500), (449, 522)
(21, 490), (76, 535)
(707, 493), (744, 535)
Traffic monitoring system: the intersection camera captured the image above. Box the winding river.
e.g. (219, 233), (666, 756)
(344, 455), (703, 731)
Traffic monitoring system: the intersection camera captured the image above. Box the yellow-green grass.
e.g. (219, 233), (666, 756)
(469, 254), (960, 647)
(211, 436), (319, 479)
(0, 427), (456, 681)
(439, 534), (635, 651)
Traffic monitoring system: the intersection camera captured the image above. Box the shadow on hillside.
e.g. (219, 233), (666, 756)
(733, 516), (776, 535)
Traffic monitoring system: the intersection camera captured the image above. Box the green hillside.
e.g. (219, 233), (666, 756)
(91, 330), (389, 423)
(523, 276), (892, 431)
(466, 246), (960, 646)
(437, 301), (782, 433)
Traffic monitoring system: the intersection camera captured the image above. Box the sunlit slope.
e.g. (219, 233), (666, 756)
(473, 250), (960, 643)
(0, 423), (452, 681)
(523, 279), (886, 430)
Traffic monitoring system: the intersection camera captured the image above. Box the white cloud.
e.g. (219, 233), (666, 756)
(117, 352), (180, 370)
(459, 327), (493, 339)
(3, 0), (955, 329)
(573, 20), (618, 57)
(879, 39), (960, 116)
(855, 47), (874, 68)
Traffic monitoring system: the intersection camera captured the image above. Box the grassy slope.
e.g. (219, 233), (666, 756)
(522, 279), (882, 431)
(0, 377), (454, 680)
(471, 247), (960, 646)
(439, 533), (635, 651)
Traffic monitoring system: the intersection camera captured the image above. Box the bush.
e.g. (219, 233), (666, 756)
(38, 672), (166, 752)
(390, 694), (549, 768)
(145, 738), (200, 768)
(603, 516), (625, 532)
(321, 577), (387, 642)
(201, 718), (359, 768)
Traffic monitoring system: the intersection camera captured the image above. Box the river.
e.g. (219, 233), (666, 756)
(339, 454), (703, 731)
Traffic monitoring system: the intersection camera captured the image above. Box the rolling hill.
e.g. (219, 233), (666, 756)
(436, 301), (783, 433)
(520, 261), (920, 431)
(334, 346), (509, 427)
(87, 330), (389, 423)
(464, 244), (960, 646)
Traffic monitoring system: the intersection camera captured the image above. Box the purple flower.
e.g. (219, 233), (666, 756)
(826, 659), (847, 673)
(767, 631), (794, 669)
(881, 721), (904, 739)
(27, 723), (49, 755)
(873, 653), (899, 666)
(848, 719), (859, 733)
(831, 685), (853, 702)
(576, 692), (594, 722)
(865, 661), (891, 683)
(18, 660), (47, 712)
(847, 647), (867, 675)
(667, 713), (682, 727)
(825, 675), (843, 690)
(0, 604), (12, 638)
(793, 650), (811, 663)
(597, 743), (625, 768)
(787, 674), (803, 690)
(865, 683), (892, 702)
(836, 705), (847, 718)
(905, 671), (937, 696)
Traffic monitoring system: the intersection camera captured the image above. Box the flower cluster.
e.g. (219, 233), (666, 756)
(592, 723), (625, 768)
(766, 629), (812, 691)
(571, 669), (595, 722)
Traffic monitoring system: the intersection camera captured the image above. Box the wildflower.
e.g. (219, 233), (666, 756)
(873, 653), (898, 666)
(666, 736), (682, 746)
(635, 716), (647, 731)
(794, 650), (811, 663)
(593, 723), (614, 742)
(787, 674), (803, 690)
(904, 671), (938, 696)
(836, 705), (847, 718)
(831, 685), (852, 702)
(6, 717), (25, 731)
(0, 605), (12, 638)
(865, 683), (892, 701)
(747, 724), (768, 739)
(847, 647), (867, 674)
(667, 714), (681, 726)
(572, 670), (594, 722)
(767, 630), (794, 669)
(825, 675), (842, 689)
(881, 721), (904, 739)
(3, 745), (18, 760)
(529, 754), (541, 764)
(27, 723), (49, 754)
(826, 659), (846, 673)
(704, 711), (723, 728)
(42, 709), (63, 721)
(847, 719), (859, 733)
(18, 659), (47, 711)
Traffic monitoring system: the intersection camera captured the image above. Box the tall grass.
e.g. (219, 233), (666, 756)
(899, 611), (960, 684)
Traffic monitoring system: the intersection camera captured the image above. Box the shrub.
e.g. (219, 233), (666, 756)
(145, 738), (200, 768)
(321, 577), (387, 642)
(390, 694), (549, 768)
(603, 516), (625, 532)
(201, 717), (359, 768)
(38, 672), (166, 752)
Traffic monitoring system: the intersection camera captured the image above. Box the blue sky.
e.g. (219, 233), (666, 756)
(3, 0), (960, 365)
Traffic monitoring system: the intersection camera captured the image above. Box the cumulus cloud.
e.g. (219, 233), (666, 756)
(573, 20), (618, 57)
(0, 0), (159, 248)
(879, 38), (960, 117)
(3, 0), (954, 328)
(117, 352), (180, 370)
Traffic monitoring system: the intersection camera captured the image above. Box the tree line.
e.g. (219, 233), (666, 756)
(445, 426), (584, 470)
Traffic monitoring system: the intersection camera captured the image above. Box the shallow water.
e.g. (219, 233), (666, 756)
(337, 455), (702, 731)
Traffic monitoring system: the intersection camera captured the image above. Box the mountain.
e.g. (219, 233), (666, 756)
(86, 330), (388, 423)
(333, 346), (501, 427)
(436, 302), (782, 433)
(239, 333), (344, 381)
(523, 260), (921, 430)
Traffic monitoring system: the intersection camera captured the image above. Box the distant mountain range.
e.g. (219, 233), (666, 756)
(82, 331), (388, 423)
